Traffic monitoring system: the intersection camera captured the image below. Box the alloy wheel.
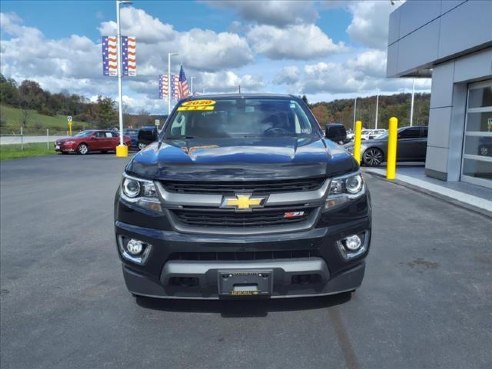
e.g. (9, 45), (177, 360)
(363, 148), (384, 167)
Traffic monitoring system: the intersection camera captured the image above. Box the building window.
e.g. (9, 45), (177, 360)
(461, 80), (492, 188)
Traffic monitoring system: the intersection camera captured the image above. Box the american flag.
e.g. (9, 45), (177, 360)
(122, 36), (136, 76)
(177, 65), (190, 99)
(102, 36), (118, 76)
(159, 74), (180, 100)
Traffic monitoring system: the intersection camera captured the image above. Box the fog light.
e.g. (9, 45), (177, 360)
(336, 231), (369, 260)
(118, 236), (152, 265)
(344, 235), (362, 251)
(126, 239), (143, 255)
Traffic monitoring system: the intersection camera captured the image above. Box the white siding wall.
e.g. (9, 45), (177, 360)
(387, 0), (491, 78)
(387, 0), (492, 182)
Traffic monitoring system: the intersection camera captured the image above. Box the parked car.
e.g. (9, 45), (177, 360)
(55, 130), (132, 155)
(325, 123), (349, 144)
(368, 129), (387, 139)
(361, 129), (372, 140)
(344, 126), (428, 166)
(115, 94), (371, 300)
(123, 128), (139, 150)
(137, 126), (158, 150)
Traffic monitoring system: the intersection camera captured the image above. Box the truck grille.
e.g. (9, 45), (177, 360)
(170, 207), (313, 228)
(162, 178), (325, 195)
(168, 249), (320, 261)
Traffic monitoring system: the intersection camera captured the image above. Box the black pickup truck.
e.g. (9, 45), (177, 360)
(114, 94), (371, 300)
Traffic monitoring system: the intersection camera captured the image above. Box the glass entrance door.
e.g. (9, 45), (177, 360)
(461, 80), (492, 188)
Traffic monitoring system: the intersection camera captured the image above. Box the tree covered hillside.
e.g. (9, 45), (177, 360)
(309, 93), (430, 130)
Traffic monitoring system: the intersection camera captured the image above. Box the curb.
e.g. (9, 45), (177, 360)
(363, 169), (492, 219)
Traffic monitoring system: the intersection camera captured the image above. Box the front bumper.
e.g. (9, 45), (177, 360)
(55, 143), (76, 153)
(123, 260), (365, 299)
(115, 214), (370, 299)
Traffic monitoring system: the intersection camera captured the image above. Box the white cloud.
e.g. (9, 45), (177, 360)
(99, 7), (253, 72)
(0, 3), (430, 114)
(273, 66), (300, 85)
(98, 8), (175, 43)
(346, 1), (398, 49)
(302, 62), (362, 93)
(346, 49), (387, 78)
(206, 0), (318, 26)
(197, 71), (265, 93)
(247, 24), (347, 60)
(178, 29), (253, 71)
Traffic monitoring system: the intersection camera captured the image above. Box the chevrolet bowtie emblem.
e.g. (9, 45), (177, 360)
(222, 194), (267, 211)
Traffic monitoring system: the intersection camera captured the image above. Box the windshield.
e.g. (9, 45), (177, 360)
(164, 98), (317, 139)
(74, 131), (94, 138)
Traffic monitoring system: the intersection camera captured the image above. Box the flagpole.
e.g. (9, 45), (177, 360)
(115, 0), (131, 157)
(190, 76), (195, 95)
(117, 0), (123, 146)
(167, 52), (178, 115)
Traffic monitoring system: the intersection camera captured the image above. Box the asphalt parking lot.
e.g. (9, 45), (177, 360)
(1, 154), (491, 369)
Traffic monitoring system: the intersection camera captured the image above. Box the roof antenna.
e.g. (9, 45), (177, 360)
(238, 85), (241, 94)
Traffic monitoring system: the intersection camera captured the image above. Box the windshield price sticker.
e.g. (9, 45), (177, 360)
(177, 105), (215, 111)
(177, 100), (216, 111)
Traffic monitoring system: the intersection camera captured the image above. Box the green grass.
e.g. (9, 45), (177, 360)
(0, 104), (86, 134)
(0, 142), (56, 160)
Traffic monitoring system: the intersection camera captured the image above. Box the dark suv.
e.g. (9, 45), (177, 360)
(325, 123), (348, 144)
(137, 126), (158, 150)
(114, 94), (371, 300)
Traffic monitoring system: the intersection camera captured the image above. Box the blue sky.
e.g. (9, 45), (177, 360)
(1, 1), (352, 43)
(0, 0), (430, 114)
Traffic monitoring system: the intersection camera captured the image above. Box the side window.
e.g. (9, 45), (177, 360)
(106, 132), (113, 138)
(96, 132), (105, 138)
(420, 127), (428, 138)
(169, 113), (186, 136)
(111, 132), (119, 137)
(399, 128), (420, 139)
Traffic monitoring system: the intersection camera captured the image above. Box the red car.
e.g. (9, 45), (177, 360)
(55, 130), (132, 155)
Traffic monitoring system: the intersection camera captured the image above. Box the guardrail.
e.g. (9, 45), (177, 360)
(0, 128), (68, 149)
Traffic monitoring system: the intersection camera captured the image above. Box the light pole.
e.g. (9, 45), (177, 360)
(167, 52), (178, 115)
(375, 89), (379, 130)
(410, 78), (415, 126)
(353, 97), (357, 130)
(190, 76), (195, 95)
(116, 0), (132, 157)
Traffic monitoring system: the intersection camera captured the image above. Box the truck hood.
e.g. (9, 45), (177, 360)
(126, 136), (358, 181)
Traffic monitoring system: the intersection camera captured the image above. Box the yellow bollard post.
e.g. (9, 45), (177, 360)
(116, 144), (128, 158)
(386, 117), (398, 180)
(68, 121), (72, 136)
(353, 120), (362, 164)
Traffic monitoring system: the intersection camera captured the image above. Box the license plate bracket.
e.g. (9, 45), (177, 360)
(218, 269), (273, 297)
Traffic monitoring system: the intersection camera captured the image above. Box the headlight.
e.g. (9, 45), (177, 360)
(122, 178), (140, 198)
(325, 172), (365, 210)
(345, 174), (363, 194)
(120, 173), (162, 212)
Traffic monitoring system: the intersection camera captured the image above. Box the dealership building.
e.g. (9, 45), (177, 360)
(387, 0), (492, 188)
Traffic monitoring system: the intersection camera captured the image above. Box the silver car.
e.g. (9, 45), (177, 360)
(345, 126), (428, 167)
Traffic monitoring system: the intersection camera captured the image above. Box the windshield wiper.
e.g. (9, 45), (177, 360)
(164, 136), (195, 140)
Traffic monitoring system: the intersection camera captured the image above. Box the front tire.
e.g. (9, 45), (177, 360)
(77, 144), (89, 155)
(362, 147), (384, 167)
